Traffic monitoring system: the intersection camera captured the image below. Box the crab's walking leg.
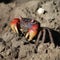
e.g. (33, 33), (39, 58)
(35, 31), (42, 46)
(34, 30), (42, 53)
(47, 29), (53, 43)
(41, 29), (46, 44)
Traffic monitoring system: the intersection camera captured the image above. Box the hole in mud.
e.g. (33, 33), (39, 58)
(15, 53), (18, 59)
(53, 1), (56, 5)
(2, 23), (7, 29)
(41, 17), (43, 20)
(41, 2), (43, 4)
(0, 38), (3, 42)
(44, 1), (46, 3)
(46, 49), (48, 53)
(1, 48), (5, 52)
(49, 18), (55, 23)
(43, 10), (47, 14)
(56, 9), (59, 12)
(12, 47), (19, 59)
(0, 54), (4, 58)
(55, 6), (59, 12)
(52, 18), (55, 21)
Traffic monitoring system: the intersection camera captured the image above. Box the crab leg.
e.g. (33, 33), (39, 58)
(34, 30), (42, 53)
(41, 29), (46, 44)
(35, 31), (42, 46)
(47, 29), (53, 43)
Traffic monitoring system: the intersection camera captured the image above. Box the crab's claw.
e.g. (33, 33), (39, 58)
(10, 18), (20, 34)
(25, 24), (39, 41)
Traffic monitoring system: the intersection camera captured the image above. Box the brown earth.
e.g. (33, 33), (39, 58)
(0, 0), (60, 60)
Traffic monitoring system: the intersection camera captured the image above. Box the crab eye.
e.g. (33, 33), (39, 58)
(31, 19), (34, 22)
(19, 16), (22, 20)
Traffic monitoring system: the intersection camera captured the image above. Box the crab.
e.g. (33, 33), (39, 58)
(10, 16), (54, 53)
(10, 16), (39, 42)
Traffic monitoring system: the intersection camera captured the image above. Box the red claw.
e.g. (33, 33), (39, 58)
(10, 18), (20, 25)
(26, 24), (39, 41)
(10, 18), (20, 33)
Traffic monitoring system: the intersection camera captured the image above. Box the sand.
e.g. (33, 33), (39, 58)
(0, 0), (60, 60)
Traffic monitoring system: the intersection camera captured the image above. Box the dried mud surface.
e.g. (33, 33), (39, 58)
(0, 0), (60, 60)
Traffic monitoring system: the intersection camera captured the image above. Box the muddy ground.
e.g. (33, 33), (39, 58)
(0, 0), (60, 60)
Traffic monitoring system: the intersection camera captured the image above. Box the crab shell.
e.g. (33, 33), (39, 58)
(28, 24), (39, 32)
(10, 17), (39, 41)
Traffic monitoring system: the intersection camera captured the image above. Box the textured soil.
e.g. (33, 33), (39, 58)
(0, 0), (60, 60)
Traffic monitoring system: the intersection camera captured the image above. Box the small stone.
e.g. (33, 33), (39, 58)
(37, 8), (45, 15)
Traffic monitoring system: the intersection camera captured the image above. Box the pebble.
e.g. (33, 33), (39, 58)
(37, 8), (45, 15)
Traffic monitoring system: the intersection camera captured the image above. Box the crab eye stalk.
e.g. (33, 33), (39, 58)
(19, 16), (23, 20)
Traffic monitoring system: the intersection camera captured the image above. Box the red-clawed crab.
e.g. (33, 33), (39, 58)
(10, 16), (39, 42)
(10, 16), (54, 53)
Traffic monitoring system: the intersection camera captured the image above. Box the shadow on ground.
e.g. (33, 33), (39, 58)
(0, 0), (13, 4)
(40, 28), (60, 47)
